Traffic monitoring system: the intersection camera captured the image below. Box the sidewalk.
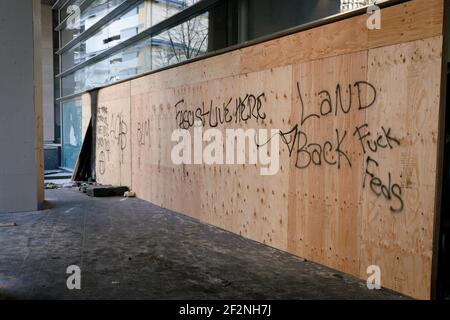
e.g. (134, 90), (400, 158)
(0, 188), (407, 300)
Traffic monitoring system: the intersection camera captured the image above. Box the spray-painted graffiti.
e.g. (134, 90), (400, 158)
(137, 119), (150, 147)
(96, 106), (128, 175)
(174, 92), (267, 130)
(97, 106), (110, 175)
(135, 118), (150, 169)
(279, 125), (352, 170)
(271, 81), (404, 212)
(138, 79), (404, 212)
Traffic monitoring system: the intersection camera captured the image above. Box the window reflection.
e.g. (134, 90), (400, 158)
(61, 98), (82, 170)
(61, 0), (126, 47)
(61, 0), (203, 72)
(340, 0), (373, 12)
(154, 12), (209, 67)
(62, 0), (209, 95)
(62, 2), (143, 71)
(60, 0), (380, 98)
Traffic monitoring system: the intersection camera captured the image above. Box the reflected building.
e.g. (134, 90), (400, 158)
(340, 0), (373, 12)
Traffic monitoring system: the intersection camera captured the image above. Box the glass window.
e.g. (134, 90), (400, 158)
(61, 98), (83, 170)
(60, 0), (127, 48)
(60, 0), (205, 72)
(151, 0), (200, 25)
(238, 0), (341, 42)
(62, 10), (211, 95)
(61, 1), (145, 71)
(59, 0), (378, 99)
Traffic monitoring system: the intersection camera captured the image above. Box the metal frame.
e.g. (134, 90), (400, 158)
(54, 0), (96, 31)
(56, 0), (141, 55)
(56, 0), (220, 79)
(56, 0), (410, 102)
(52, 0), (72, 11)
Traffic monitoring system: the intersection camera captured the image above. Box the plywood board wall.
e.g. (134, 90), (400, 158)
(86, 0), (445, 299)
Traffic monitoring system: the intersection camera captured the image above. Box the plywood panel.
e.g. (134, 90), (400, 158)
(367, 0), (443, 48)
(131, 66), (293, 250)
(240, 0), (443, 74)
(360, 36), (443, 299)
(131, 86), (202, 218)
(287, 51), (368, 277)
(131, 50), (241, 96)
(200, 67), (292, 249)
(96, 82), (132, 187)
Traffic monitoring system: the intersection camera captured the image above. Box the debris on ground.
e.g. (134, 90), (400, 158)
(76, 181), (131, 198)
(85, 185), (129, 197)
(78, 182), (99, 193)
(44, 182), (58, 190)
(124, 191), (136, 198)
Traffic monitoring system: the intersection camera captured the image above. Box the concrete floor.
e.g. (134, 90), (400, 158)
(0, 188), (407, 300)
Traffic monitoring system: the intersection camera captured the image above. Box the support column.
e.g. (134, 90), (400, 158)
(0, 0), (44, 213)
